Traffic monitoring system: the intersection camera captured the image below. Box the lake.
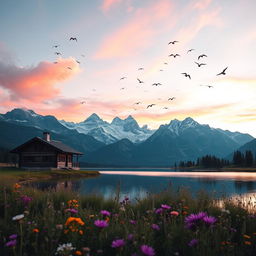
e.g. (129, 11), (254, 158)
(30, 169), (256, 200)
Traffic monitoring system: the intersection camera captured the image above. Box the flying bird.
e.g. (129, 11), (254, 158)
(169, 54), (180, 58)
(53, 61), (58, 64)
(120, 87), (125, 90)
(159, 69), (164, 72)
(198, 54), (207, 60)
(80, 101), (86, 104)
(81, 54), (85, 57)
(217, 67), (228, 76)
(120, 77), (127, 80)
(181, 73), (191, 79)
(138, 67), (144, 70)
(52, 45), (60, 48)
(55, 52), (62, 55)
(187, 49), (195, 53)
(137, 78), (144, 83)
(195, 62), (206, 67)
(168, 40), (178, 45)
(164, 62), (168, 65)
(200, 85), (213, 88)
(152, 83), (162, 86)
(69, 37), (77, 41)
(168, 97), (175, 101)
(76, 60), (80, 64)
(163, 107), (169, 109)
(134, 102), (142, 105)
(147, 104), (155, 108)
(67, 67), (72, 70)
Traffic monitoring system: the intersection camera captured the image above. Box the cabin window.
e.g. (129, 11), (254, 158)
(58, 154), (66, 162)
(68, 155), (72, 162)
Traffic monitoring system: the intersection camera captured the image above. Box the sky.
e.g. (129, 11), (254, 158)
(0, 0), (255, 136)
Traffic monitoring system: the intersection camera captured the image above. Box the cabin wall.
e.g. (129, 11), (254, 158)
(57, 153), (72, 168)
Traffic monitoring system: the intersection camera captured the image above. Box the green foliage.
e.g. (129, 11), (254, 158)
(1, 184), (256, 255)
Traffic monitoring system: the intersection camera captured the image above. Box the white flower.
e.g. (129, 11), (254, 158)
(55, 243), (75, 255)
(12, 214), (24, 221)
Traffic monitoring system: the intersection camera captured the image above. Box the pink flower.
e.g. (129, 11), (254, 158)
(111, 239), (125, 248)
(94, 219), (109, 228)
(141, 245), (155, 256)
(170, 211), (179, 216)
(130, 220), (137, 225)
(65, 208), (78, 214)
(155, 208), (163, 214)
(100, 210), (111, 216)
(161, 204), (171, 210)
(5, 240), (17, 247)
(151, 224), (160, 230)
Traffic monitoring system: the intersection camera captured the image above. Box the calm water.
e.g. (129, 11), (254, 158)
(30, 169), (256, 200)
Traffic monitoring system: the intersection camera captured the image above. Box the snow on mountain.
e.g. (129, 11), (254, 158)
(60, 113), (154, 144)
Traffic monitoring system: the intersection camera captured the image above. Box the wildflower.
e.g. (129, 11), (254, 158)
(243, 234), (251, 239)
(151, 224), (160, 231)
(188, 239), (198, 247)
(111, 239), (126, 248)
(65, 208), (78, 214)
(33, 228), (39, 233)
(185, 212), (217, 230)
(82, 247), (90, 252)
(20, 195), (32, 205)
(155, 208), (163, 214)
(100, 210), (111, 216)
(89, 214), (95, 218)
(130, 220), (137, 225)
(140, 245), (155, 256)
(65, 217), (84, 226)
(56, 224), (63, 230)
(202, 216), (217, 226)
(244, 241), (251, 245)
(9, 234), (18, 240)
(170, 211), (179, 216)
(183, 206), (189, 209)
(67, 199), (79, 208)
(74, 250), (83, 255)
(127, 234), (134, 240)
(12, 214), (24, 221)
(94, 219), (109, 228)
(161, 204), (171, 210)
(56, 243), (75, 255)
(5, 240), (17, 247)
(14, 183), (21, 190)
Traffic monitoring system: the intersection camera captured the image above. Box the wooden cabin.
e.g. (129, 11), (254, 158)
(10, 132), (83, 169)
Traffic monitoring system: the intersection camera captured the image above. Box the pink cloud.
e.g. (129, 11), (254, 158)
(192, 0), (212, 10)
(95, 0), (175, 59)
(101, 0), (122, 13)
(0, 58), (80, 102)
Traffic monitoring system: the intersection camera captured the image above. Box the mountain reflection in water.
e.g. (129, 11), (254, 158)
(29, 171), (256, 200)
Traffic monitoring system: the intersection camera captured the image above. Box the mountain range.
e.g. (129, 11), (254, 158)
(0, 108), (254, 167)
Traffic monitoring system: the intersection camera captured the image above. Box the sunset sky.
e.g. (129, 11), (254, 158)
(0, 0), (255, 136)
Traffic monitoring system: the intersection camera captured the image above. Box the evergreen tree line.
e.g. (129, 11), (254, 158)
(178, 150), (255, 168)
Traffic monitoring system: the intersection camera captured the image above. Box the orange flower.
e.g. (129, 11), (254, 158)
(182, 211), (188, 215)
(79, 230), (84, 235)
(183, 206), (189, 209)
(64, 229), (69, 234)
(33, 228), (39, 233)
(170, 211), (179, 216)
(105, 217), (110, 223)
(244, 241), (251, 245)
(13, 183), (21, 190)
(243, 235), (251, 239)
(74, 250), (83, 255)
(65, 217), (85, 226)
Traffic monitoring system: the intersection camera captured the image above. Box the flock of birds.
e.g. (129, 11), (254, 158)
(51, 37), (228, 111)
(118, 40), (228, 110)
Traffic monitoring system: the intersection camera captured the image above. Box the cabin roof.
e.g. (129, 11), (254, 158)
(10, 136), (83, 155)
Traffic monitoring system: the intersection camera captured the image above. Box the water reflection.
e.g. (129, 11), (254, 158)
(29, 171), (256, 200)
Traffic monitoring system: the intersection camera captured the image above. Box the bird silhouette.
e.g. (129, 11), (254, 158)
(134, 102), (142, 105)
(181, 73), (191, 79)
(70, 37), (77, 41)
(152, 83), (161, 86)
(120, 77), (127, 80)
(138, 68), (144, 70)
(198, 54), (207, 60)
(159, 69), (164, 72)
(195, 62), (206, 67)
(55, 52), (62, 55)
(168, 97), (175, 101)
(81, 54), (85, 57)
(163, 107), (168, 109)
(147, 104), (155, 108)
(168, 40), (178, 45)
(80, 101), (86, 104)
(52, 45), (59, 48)
(120, 87), (125, 90)
(137, 78), (144, 83)
(53, 61), (58, 64)
(169, 54), (180, 58)
(200, 85), (213, 88)
(187, 49), (195, 53)
(67, 67), (72, 70)
(76, 60), (80, 64)
(217, 67), (228, 76)
(164, 62), (168, 65)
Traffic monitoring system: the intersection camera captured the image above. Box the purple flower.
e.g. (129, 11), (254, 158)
(141, 245), (155, 256)
(9, 234), (18, 240)
(155, 208), (163, 214)
(5, 240), (17, 247)
(100, 210), (111, 216)
(20, 195), (32, 205)
(130, 220), (137, 225)
(161, 204), (171, 210)
(203, 216), (217, 226)
(127, 234), (134, 240)
(94, 219), (109, 228)
(65, 208), (78, 214)
(188, 239), (198, 247)
(111, 239), (125, 248)
(151, 224), (160, 231)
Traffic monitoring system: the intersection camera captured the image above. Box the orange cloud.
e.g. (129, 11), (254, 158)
(0, 57), (80, 102)
(95, 0), (175, 59)
(101, 0), (122, 13)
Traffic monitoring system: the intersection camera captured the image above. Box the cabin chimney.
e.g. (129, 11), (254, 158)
(43, 132), (51, 142)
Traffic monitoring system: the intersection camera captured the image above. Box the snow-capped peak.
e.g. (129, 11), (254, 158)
(83, 113), (103, 123)
(167, 117), (199, 135)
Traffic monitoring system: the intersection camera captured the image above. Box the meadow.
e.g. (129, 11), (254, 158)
(1, 178), (256, 256)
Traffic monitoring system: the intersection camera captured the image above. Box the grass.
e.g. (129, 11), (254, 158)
(0, 167), (100, 186)
(1, 183), (256, 255)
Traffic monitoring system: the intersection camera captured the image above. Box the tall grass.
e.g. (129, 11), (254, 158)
(1, 183), (256, 255)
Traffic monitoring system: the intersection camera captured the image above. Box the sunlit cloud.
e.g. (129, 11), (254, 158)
(0, 57), (80, 102)
(101, 0), (123, 13)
